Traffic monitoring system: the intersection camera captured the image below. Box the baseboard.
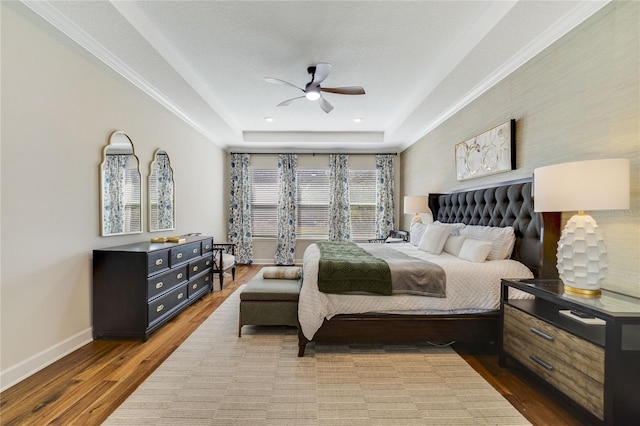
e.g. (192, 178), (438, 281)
(251, 259), (303, 265)
(0, 328), (93, 392)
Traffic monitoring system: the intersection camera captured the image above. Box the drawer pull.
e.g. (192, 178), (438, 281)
(205, 244), (210, 250)
(530, 354), (554, 371)
(177, 273), (183, 279)
(193, 248), (198, 254)
(156, 304), (164, 312)
(193, 266), (199, 272)
(192, 283), (198, 289)
(177, 253), (183, 259)
(206, 260), (211, 266)
(178, 292), (184, 299)
(205, 276), (210, 282)
(155, 282), (163, 289)
(155, 259), (163, 266)
(530, 327), (554, 341)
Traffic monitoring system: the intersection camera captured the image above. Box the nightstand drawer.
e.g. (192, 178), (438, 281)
(503, 304), (604, 419)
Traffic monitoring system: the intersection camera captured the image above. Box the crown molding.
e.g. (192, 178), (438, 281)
(20, 0), (226, 148)
(399, 0), (611, 152)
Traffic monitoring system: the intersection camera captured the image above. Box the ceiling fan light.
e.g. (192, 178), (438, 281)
(305, 89), (321, 101)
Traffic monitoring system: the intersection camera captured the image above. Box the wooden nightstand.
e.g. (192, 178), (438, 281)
(500, 279), (640, 425)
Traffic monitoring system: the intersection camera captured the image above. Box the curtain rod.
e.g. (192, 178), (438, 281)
(230, 152), (397, 156)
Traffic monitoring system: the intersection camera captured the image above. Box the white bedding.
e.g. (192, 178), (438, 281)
(299, 242), (533, 340)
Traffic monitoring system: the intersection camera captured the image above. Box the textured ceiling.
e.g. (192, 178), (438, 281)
(24, 0), (609, 152)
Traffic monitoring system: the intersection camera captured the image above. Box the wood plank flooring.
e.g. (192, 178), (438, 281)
(1, 264), (595, 425)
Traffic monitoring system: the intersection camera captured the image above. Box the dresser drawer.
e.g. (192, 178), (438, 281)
(170, 242), (201, 266)
(148, 283), (188, 325)
(188, 272), (212, 297)
(188, 254), (213, 278)
(147, 265), (188, 300)
(147, 249), (170, 275)
(201, 238), (214, 254)
(503, 304), (605, 419)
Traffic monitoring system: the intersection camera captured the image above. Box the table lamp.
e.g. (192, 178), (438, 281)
(534, 158), (630, 297)
(404, 195), (430, 225)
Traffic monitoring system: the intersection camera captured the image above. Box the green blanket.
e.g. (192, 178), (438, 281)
(316, 241), (392, 295)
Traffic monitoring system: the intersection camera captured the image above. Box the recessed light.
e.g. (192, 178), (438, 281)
(353, 117), (363, 123)
(264, 117), (274, 122)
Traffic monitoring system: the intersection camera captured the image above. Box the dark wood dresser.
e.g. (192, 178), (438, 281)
(500, 279), (640, 425)
(93, 235), (214, 341)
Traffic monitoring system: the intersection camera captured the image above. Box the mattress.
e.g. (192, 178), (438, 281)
(299, 242), (534, 340)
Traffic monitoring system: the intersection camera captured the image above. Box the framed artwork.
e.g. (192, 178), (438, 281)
(455, 119), (515, 181)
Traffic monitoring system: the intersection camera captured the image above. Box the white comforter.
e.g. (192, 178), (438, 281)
(299, 242), (533, 340)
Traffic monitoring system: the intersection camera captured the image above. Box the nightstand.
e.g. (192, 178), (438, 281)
(500, 279), (640, 425)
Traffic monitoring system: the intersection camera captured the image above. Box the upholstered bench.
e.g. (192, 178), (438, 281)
(238, 267), (302, 337)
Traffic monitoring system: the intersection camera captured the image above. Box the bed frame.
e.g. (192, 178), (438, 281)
(297, 178), (561, 357)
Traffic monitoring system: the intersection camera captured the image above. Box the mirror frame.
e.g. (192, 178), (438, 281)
(148, 149), (176, 232)
(99, 131), (143, 236)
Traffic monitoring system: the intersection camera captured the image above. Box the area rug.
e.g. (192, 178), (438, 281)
(104, 287), (530, 425)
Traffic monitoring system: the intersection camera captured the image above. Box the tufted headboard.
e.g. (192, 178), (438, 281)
(428, 178), (561, 279)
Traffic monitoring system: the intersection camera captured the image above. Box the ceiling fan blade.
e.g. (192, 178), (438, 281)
(310, 63), (332, 87)
(265, 77), (304, 92)
(321, 86), (366, 95)
(277, 96), (305, 107)
(319, 96), (334, 113)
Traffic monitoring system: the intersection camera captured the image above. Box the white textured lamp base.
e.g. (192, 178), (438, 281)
(556, 214), (607, 297)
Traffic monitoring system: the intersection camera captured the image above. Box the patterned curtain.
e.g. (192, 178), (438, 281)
(103, 154), (129, 234)
(228, 153), (253, 264)
(328, 154), (351, 241)
(275, 154), (297, 265)
(155, 153), (174, 230)
(375, 154), (395, 239)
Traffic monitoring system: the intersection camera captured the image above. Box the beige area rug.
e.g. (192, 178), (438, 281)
(104, 287), (530, 426)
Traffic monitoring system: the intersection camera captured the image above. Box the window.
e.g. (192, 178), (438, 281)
(249, 164), (378, 240)
(249, 169), (278, 237)
(349, 169), (377, 240)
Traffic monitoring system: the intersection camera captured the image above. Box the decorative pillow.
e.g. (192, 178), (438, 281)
(434, 221), (466, 236)
(418, 223), (451, 254)
(443, 235), (466, 257)
(262, 266), (302, 280)
(410, 222), (427, 246)
(457, 238), (493, 263)
(459, 225), (515, 260)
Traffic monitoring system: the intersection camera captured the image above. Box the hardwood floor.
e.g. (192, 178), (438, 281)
(1, 264), (594, 426)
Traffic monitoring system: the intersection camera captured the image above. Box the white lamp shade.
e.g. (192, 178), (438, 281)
(404, 196), (429, 214)
(534, 158), (630, 212)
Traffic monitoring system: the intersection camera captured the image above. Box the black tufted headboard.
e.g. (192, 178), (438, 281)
(428, 178), (561, 279)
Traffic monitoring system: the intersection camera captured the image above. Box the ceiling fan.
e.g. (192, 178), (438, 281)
(265, 63), (365, 113)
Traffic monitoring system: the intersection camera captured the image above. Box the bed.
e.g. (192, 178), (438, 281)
(297, 178), (561, 357)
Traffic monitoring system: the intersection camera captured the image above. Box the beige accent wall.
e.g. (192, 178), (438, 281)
(400, 1), (639, 297)
(1, 3), (226, 389)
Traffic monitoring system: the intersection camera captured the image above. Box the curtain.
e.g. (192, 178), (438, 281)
(103, 154), (129, 234)
(375, 154), (395, 239)
(275, 154), (297, 265)
(228, 153), (253, 264)
(328, 154), (351, 241)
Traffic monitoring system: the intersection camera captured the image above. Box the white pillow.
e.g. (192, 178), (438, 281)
(410, 222), (427, 246)
(418, 223), (451, 254)
(443, 235), (466, 257)
(457, 238), (493, 263)
(459, 225), (515, 260)
(434, 221), (466, 236)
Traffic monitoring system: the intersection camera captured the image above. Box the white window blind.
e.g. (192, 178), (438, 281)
(124, 167), (141, 232)
(297, 169), (329, 239)
(249, 168), (279, 237)
(249, 163), (378, 240)
(349, 169), (377, 240)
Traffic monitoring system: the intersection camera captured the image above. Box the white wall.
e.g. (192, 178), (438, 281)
(400, 1), (639, 297)
(1, 2), (227, 390)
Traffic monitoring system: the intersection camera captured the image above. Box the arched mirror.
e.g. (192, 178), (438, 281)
(148, 149), (175, 232)
(100, 131), (142, 236)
